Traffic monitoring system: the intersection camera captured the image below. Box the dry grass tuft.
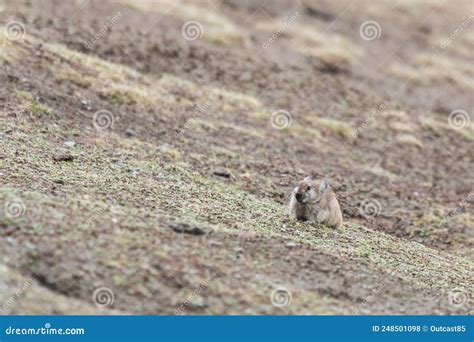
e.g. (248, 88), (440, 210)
(308, 116), (356, 142)
(420, 116), (474, 141)
(395, 134), (423, 148)
(388, 121), (416, 133)
(0, 29), (28, 62)
(122, 0), (249, 47)
(381, 110), (410, 120)
(256, 22), (362, 68)
(386, 54), (474, 89)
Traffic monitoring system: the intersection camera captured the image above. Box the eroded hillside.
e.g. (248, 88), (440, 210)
(0, 0), (472, 314)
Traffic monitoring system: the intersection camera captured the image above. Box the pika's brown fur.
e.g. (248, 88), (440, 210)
(289, 177), (343, 228)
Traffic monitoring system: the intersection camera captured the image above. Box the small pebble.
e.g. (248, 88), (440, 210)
(129, 168), (139, 176)
(169, 222), (206, 236)
(125, 128), (137, 137)
(213, 168), (231, 178)
(53, 154), (75, 162)
(64, 140), (76, 147)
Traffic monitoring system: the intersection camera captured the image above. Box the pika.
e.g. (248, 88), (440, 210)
(289, 177), (343, 228)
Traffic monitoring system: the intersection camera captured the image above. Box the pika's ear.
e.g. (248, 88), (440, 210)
(319, 179), (329, 193)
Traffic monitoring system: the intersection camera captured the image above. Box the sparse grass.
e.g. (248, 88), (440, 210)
(386, 54), (474, 89)
(0, 262), (116, 314)
(415, 54), (474, 89)
(292, 125), (324, 146)
(363, 164), (398, 180)
(209, 87), (262, 109)
(256, 22), (362, 68)
(431, 31), (473, 60)
(388, 121), (416, 133)
(55, 68), (92, 88)
(382, 110), (410, 120)
(38, 41), (266, 128)
(0, 29), (25, 62)
(456, 127), (474, 141)
(5, 125), (469, 297)
(419, 116), (474, 141)
(15, 90), (33, 100)
(122, 0), (249, 47)
(26, 100), (52, 116)
(1, 4), (473, 315)
(45, 42), (141, 81)
(419, 116), (446, 132)
(189, 118), (264, 139)
(99, 88), (146, 106)
(308, 117), (356, 142)
(43, 43), (178, 111)
(395, 134), (423, 148)
(1, 160), (471, 300)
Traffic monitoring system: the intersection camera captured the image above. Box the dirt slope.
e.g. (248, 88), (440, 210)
(0, 0), (472, 314)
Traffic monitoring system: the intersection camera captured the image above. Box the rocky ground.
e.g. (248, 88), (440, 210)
(0, 0), (472, 314)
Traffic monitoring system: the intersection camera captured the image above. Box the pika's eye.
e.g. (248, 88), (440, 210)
(306, 186), (312, 192)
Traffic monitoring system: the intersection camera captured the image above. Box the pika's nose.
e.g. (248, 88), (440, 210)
(295, 193), (303, 202)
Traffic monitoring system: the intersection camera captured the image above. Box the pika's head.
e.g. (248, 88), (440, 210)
(293, 177), (329, 204)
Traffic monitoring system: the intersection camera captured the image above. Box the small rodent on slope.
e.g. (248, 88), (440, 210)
(289, 176), (343, 228)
